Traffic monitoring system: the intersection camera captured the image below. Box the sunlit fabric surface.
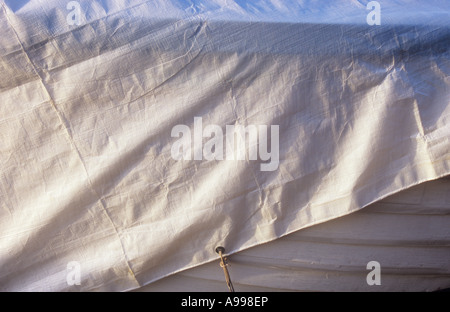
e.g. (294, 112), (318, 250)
(0, 0), (449, 291)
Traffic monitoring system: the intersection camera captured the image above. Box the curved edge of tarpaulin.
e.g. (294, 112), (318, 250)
(130, 173), (450, 292)
(133, 175), (450, 292)
(0, 0), (449, 291)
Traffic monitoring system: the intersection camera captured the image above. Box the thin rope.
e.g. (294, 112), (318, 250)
(216, 247), (235, 292)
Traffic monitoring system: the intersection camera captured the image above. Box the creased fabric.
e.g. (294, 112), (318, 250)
(0, 0), (449, 291)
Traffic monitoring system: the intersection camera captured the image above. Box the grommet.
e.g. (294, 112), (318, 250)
(215, 246), (225, 254)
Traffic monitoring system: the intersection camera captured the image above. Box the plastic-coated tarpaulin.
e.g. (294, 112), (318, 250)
(0, 0), (449, 291)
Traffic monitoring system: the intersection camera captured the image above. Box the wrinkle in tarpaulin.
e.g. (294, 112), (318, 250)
(0, 0), (449, 291)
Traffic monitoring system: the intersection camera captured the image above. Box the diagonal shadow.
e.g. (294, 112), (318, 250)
(4, 0), (30, 12)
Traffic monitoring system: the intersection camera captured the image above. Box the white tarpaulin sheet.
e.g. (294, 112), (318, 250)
(0, 0), (449, 291)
